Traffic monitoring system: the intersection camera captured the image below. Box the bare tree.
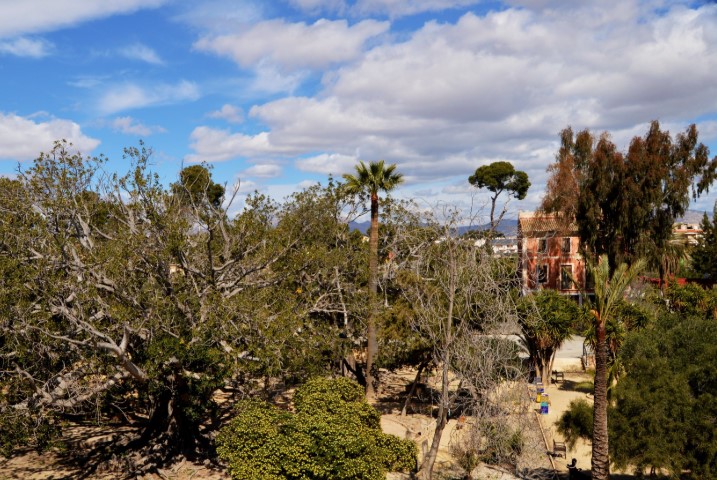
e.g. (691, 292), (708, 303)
(394, 206), (524, 480)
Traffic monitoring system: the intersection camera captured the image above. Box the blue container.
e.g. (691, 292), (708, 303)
(540, 394), (549, 414)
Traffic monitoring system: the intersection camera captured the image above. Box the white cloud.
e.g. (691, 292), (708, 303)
(0, 37), (52, 57)
(250, 60), (306, 94)
(0, 0), (168, 38)
(172, 0), (265, 34)
(244, 164), (282, 178)
(97, 80), (200, 114)
(194, 18), (389, 71)
(697, 120), (717, 143)
(0, 112), (100, 161)
(287, 0), (480, 18)
(183, 2), (717, 213)
(118, 43), (163, 65)
(296, 152), (358, 175)
(185, 126), (299, 163)
(352, 0), (480, 17)
(208, 104), (243, 123)
(108, 116), (165, 136)
(287, 0), (346, 14)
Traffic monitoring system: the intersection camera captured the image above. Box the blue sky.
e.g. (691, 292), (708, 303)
(1, 0), (717, 220)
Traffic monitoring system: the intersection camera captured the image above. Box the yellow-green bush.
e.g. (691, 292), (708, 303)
(217, 377), (416, 480)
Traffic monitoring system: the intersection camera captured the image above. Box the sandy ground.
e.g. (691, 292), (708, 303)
(535, 371), (594, 474)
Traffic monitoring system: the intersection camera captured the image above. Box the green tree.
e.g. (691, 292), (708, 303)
(0, 142), (346, 466)
(583, 300), (653, 394)
(611, 312), (717, 477)
(555, 398), (593, 450)
(518, 289), (581, 386)
(691, 203), (717, 279)
(468, 161), (530, 233)
(342, 160), (404, 401)
(542, 122), (717, 276)
(216, 377), (416, 480)
(172, 164), (225, 209)
(586, 255), (645, 480)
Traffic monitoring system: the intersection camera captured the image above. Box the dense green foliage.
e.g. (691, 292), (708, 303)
(691, 205), (717, 280)
(172, 164), (225, 208)
(216, 377), (416, 480)
(0, 143), (363, 458)
(611, 312), (717, 477)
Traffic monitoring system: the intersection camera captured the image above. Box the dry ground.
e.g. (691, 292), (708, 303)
(0, 366), (642, 480)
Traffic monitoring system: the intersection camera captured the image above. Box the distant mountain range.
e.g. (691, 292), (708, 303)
(349, 210), (710, 236)
(677, 210), (710, 225)
(349, 218), (518, 237)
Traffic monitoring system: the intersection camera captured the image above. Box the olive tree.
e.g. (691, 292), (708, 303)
(0, 142), (346, 466)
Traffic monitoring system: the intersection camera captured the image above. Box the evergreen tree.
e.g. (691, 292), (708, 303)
(469, 161), (530, 234)
(691, 203), (717, 279)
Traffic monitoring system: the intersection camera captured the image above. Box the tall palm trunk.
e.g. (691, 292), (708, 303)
(365, 191), (379, 401)
(592, 320), (610, 480)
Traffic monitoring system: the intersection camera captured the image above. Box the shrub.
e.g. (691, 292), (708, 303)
(471, 419), (524, 467)
(217, 377), (416, 480)
(555, 399), (593, 449)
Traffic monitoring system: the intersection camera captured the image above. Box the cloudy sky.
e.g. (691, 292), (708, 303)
(1, 0), (716, 220)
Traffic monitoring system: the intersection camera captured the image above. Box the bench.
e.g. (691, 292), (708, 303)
(552, 370), (565, 383)
(553, 440), (567, 458)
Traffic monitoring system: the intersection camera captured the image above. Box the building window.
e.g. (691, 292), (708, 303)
(585, 269), (594, 290)
(537, 264), (548, 284)
(538, 238), (548, 254)
(562, 237), (571, 254)
(561, 264), (573, 290)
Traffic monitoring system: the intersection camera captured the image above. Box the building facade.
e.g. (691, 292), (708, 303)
(517, 212), (590, 300)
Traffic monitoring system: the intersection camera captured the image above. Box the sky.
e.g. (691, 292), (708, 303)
(1, 0), (717, 222)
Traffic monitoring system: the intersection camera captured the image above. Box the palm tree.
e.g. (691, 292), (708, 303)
(587, 255), (645, 480)
(639, 236), (689, 293)
(343, 160), (403, 401)
(518, 289), (577, 386)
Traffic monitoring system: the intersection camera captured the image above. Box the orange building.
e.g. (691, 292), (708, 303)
(517, 212), (590, 301)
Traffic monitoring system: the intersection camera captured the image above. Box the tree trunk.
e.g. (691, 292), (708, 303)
(342, 351), (367, 387)
(658, 262), (666, 294)
(592, 321), (610, 480)
(541, 361), (551, 388)
(366, 191), (380, 401)
(132, 392), (204, 464)
(417, 359), (450, 480)
(402, 361), (427, 416)
(548, 350), (557, 385)
(489, 194), (498, 234)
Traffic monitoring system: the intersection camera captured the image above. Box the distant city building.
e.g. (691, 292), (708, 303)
(517, 212), (590, 301)
(672, 220), (702, 246)
(473, 237), (519, 256)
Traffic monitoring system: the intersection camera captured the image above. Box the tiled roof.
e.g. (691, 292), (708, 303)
(518, 212), (577, 236)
